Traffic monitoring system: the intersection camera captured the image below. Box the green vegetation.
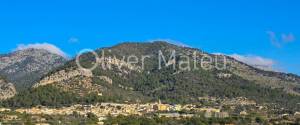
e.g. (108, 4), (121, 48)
(0, 111), (99, 125)
(0, 85), (118, 108)
(0, 85), (77, 108)
(103, 115), (268, 125)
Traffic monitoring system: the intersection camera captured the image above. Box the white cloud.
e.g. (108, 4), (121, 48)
(212, 53), (225, 56)
(267, 31), (281, 48)
(68, 37), (79, 43)
(229, 54), (275, 70)
(266, 31), (296, 48)
(282, 33), (295, 43)
(149, 39), (191, 47)
(15, 43), (68, 58)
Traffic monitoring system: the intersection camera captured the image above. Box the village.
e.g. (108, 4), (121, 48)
(1, 97), (300, 124)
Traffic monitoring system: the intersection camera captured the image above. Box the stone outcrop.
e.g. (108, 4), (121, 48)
(54, 75), (102, 97)
(33, 68), (102, 96)
(0, 78), (16, 100)
(98, 76), (113, 84)
(33, 68), (93, 88)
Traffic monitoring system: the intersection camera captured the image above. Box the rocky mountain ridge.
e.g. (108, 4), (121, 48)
(0, 48), (67, 89)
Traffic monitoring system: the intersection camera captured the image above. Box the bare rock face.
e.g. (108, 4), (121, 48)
(33, 67), (102, 96)
(0, 48), (67, 89)
(54, 75), (102, 97)
(0, 78), (16, 100)
(34, 67), (93, 88)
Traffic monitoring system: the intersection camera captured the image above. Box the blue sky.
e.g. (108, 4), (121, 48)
(0, 0), (299, 75)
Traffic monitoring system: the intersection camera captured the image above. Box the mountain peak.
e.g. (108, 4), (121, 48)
(0, 48), (67, 89)
(12, 48), (68, 59)
(111, 41), (184, 49)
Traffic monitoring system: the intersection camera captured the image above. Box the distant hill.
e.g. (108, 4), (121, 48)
(2, 42), (300, 110)
(0, 48), (67, 90)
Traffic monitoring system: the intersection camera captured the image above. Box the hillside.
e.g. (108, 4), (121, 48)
(2, 41), (300, 111)
(0, 48), (67, 89)
(0, 76), (16, 100)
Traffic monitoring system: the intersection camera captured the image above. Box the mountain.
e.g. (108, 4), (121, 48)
(227, 57), (300, 95)
(2, 42), (300, 110)
(0, 48), (67, 90)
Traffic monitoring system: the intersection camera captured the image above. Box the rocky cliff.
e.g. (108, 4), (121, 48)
(0, 77), (16, 100)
